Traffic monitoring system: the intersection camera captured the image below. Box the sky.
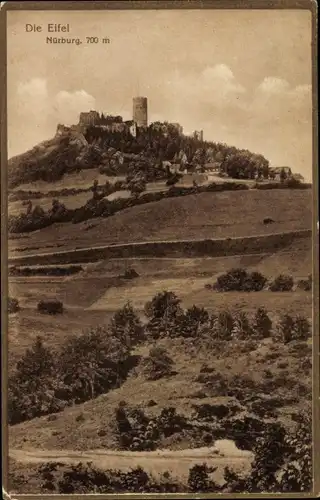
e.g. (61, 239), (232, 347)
(7, 9), (313, 180)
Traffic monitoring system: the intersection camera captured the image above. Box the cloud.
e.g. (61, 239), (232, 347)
(166, 64), (245, 111)
(17, 77), (48, 99)
(250, 77), (311, 125)
(201, 64), (246, 98)
(8, 78), (96, 157)
(257, 77), (290, 95)
(54, 90), (96, 125)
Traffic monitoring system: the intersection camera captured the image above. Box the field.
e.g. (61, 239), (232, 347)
(11, 169), (126, 192)
(8, 189), (312, 256)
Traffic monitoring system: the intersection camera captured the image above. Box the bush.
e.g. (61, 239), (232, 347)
(8, 297), (20, 313)
(142, 347), (175, 381)
(244, 271), (268, 291)
(297, 275), (312, 291)
(231, 311), (253, 339)
(122, 268), (139, 279)
(9, 265), (83, 277)
(37, 299), (64, 315)
(214, 310), (234, 340)
(275, 314), (311, 343)
(214, 268), (267, 292)
(177, 306), (210, 338)
(144, 291), (182, 320)
(269, 274), (294, 292)
(110, 302), (145, 348)
(188, 463), (219, 493)
(293, 316), (311, 341)
(193, 403), (230, 421)
(252, 307), (272, 338)
(275, 314), (295, 343)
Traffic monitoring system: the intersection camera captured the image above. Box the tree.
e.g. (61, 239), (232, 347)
(188, 464), (218, 492)
(293, 316), (311, 341)
(247, 423), (288, 492)
(26, 200), (32, 215)
(278, 411), (312, 492)
(215, 310), (234, 340)
(232, 311), (252, 339)
(91, 179), (99, 199)
(16, 336), (56, 381)
(252, 307), (272, 338)
(110, 302), (145, 348)
(142, 347), (174, 381)
(180, 305), (209, 337)
(49, 199), (67, 219)
(276, 314), (295, 343)
(280, 168), (287, 183)
(128, 173), (146, 198)
(144, 291), (182, 321)
(8, 297), (20, 314)
(8, 336), (60, 424)
(58, 326), (129, 402)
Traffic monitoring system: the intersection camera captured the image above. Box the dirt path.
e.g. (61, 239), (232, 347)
(10, 442), (253, 479)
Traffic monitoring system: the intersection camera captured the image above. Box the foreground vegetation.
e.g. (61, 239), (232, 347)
(9, 408), (312, 494)
(8, 292), (311, 426)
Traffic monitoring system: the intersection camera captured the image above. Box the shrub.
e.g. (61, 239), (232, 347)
(144, 291), (182, 320)
(8, 336), (62, 424)
(37, 299), (64, 315)
(214, 268), (267, 292)
(188, 463), (219, 493)
(297, 274), (312, 291)
(214, 310), (234, 340)
(275, 314), (311, 343)
(122, 268), (139, 279)
(178, 305), (209, 337)
(269, 274), (294, 292)
(275, 314), (295, 343)
(142, 347), (175, 381)
(110, 302), (145, 348)
(231, 311), (253, 339)
(244, 271), (268, 291)
(193, 403), (230, 421)
(9, 265), (83, 277)
(8, 297), (20, 313)
(252, 307), (272, 338)
(214, 268), (247, 291)
(293, 315), (311, 341)
(156, 407), (189, 437)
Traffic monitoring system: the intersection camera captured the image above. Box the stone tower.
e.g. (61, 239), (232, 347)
(133, 97), (148, 127)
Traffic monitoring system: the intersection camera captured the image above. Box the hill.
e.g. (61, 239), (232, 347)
(9, 188), (312, 257)
(8, 117), (272, 188)
(8, 131), (89, 189)
(9, 335), (311, 453)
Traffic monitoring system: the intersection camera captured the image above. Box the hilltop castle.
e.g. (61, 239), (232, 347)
(77, 96), (149, 135)
(57, 96), (204, 141)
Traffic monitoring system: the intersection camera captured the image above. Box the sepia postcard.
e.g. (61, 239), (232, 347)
(1, 1), (319, 498)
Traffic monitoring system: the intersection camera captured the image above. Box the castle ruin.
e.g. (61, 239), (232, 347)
(132, 96), (148, 127)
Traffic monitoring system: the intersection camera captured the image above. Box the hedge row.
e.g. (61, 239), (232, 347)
(212, 269), (312, 292)
(9, 265), (83, 277)
(8, 181), (249, 233)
